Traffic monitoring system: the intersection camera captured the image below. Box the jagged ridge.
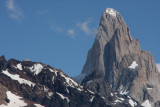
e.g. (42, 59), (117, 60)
(0, 56), (109, 107)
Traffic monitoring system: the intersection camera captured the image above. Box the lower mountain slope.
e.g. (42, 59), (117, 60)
(0, 56), (109, 107)
(81, 74), (142, 107)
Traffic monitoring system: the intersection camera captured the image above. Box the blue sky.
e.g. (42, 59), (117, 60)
(0, 0), (160, 76)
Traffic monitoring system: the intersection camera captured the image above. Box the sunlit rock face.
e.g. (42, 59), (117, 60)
(81, 8), (160, 107)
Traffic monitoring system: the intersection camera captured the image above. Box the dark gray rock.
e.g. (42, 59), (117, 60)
(0, 58), (110, 107)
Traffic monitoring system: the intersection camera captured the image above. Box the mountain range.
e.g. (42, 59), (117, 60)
(0, 8), (159, 107)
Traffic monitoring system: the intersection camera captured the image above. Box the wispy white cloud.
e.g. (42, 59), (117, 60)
(51, 25), (62, 32)
(77, 19), (97, 35)
(67, 29), (75, 38)
(6, 0), (24, 21)
(51, 24), (76, 39)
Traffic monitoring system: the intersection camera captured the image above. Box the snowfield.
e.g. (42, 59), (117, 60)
(0, 91), (27, 107)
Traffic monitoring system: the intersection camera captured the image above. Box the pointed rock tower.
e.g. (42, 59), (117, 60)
(81, 8), (160, 106)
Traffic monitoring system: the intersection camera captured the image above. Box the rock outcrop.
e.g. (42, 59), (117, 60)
(80, 8), (160, 107)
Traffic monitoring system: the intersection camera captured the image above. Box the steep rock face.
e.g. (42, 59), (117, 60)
(81, 73), (141, 107)
(0, 56), (110, 107)
(0, 83), (7, 105)
(81, 8), (160, 106)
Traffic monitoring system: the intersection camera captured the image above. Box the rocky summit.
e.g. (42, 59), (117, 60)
(78, 8), (160, 107)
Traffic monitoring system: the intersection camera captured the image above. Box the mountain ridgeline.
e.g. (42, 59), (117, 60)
(0, 57), (141, 107)
(0, 56), (110, 107)
(79, 8), (160, 107)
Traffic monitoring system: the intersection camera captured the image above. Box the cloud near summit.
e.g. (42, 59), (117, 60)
(77, 19), (97, 35)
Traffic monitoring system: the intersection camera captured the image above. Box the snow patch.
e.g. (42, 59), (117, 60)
(34, 103), (45, 107)
(101, 96), (105, 99)
(114, 99), (122, 103)
(111, 93), (113, 96)
(56, 92), (70, 103)
(141, 100), (152, 107)
(49, 68), (54, 72)
(49, 68), (58, 76)
(0, 91), (27, 107)
(90, 96), (95, 102)
(129, 99), (137, 107)
(147, 88), (153, 90)
(52, 76), (55, 84)
(128, 96), (131, 98)
(60, 72), (78, 86)
(119, 85), (129, 95)
(43, 86), (48, 92)
(77, 87), (83, 91)
(105, 8), (117, 17)
(156, 64), (160, 72)
(87, 89), (94, 94)
(66, 87), (69, 93)
(48, 92), (53, 97)
(114, 97), (125, 104)
(119, 98), (124, 101)
(120, 90), (129, 95)
(128, 61), (138, 69)
(60, 72), (83, 91)
(51, 70), (59, 84)
(2, 70), (35, 87)
(29, 64), (43, 75)
(13, 63), (23, 70)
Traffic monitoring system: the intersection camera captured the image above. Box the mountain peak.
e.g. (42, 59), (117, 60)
(80, 8), (160, 106)
(96, 8), (129, 42)
(82, 8), (137, 76)
(105, 8), (118, 17)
